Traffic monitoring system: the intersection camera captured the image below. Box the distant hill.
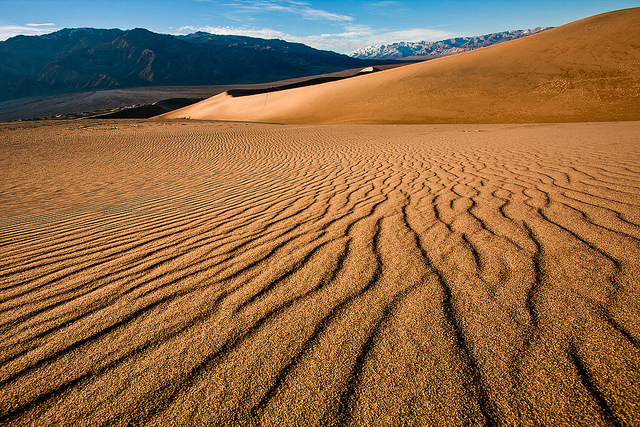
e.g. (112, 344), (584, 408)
(348, 28), (551, 60)
(161, 8), (640, 124)
(0, 28), (370, 101)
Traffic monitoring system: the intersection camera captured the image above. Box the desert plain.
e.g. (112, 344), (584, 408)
(1, 7), (640, 427)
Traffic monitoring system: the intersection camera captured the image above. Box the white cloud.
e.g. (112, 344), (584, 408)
(297, 8), (354, 22)
(182, 1), (456, 52)
(176, 24), (456, 53)
(0, 24), (59, 41)
(368, 28), (456, 45)
(178, 25), (288, 40)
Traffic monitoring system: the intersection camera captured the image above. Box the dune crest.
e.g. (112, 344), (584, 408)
(160, 8), (640, 124)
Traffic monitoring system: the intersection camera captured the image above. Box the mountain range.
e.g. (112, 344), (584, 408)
(0, 26), (559, 103)
(348, 28), (551, 60)
(0, 28), (370, 101)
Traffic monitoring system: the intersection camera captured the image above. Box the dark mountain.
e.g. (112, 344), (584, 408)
(0, 28), (370, 101)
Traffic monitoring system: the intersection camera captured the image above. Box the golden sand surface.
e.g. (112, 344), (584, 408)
(161, 8), (640, 124)
(1, 120), (639, 426)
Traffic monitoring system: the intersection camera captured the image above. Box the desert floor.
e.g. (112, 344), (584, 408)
(1, 120), (639, 426)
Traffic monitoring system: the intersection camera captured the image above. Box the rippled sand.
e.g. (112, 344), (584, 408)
(1, 120), (639, 426)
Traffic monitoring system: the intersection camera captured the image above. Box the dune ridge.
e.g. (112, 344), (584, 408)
(1, 120), (639, 425)
(160, 8), (640, 124)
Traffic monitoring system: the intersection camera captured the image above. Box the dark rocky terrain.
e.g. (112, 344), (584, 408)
(0, 28), (372, 101)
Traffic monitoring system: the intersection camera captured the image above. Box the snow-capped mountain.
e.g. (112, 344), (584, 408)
(348, 28), (551, 61)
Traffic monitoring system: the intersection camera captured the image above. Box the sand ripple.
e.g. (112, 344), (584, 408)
(1, 120), (639, 426)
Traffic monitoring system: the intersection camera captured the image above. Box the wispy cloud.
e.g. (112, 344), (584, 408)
(0, 24), (58, 41)
(209, 1), (354, 22)
(368, 1), (403, 7)
(176, 24), (456, 53)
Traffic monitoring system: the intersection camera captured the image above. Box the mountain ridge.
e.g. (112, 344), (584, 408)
(348, 28), (552, 60)
(0, 28), (370, 101)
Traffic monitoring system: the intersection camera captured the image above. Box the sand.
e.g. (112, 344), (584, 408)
(1, 119), (639, 426)
(160, 8), (640, 124)
(0, 63), (409, 123)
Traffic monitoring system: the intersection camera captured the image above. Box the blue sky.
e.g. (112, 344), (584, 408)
(1, 0), (638, 52)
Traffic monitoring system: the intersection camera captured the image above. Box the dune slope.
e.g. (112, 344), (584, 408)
(160, 8), (640, 124)
(1, 120), (640, 425)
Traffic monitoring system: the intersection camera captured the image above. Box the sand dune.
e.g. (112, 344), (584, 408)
(160, 8), (640, 124)
(0, 64), (410, 123)
(1, 120), (639, 425)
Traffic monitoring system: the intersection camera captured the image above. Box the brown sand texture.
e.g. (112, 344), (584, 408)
(160, 8), (640, 124)
(1, 119), (639, 426)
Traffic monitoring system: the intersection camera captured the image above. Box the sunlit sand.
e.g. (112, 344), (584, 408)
(1, 120), (639, 425)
